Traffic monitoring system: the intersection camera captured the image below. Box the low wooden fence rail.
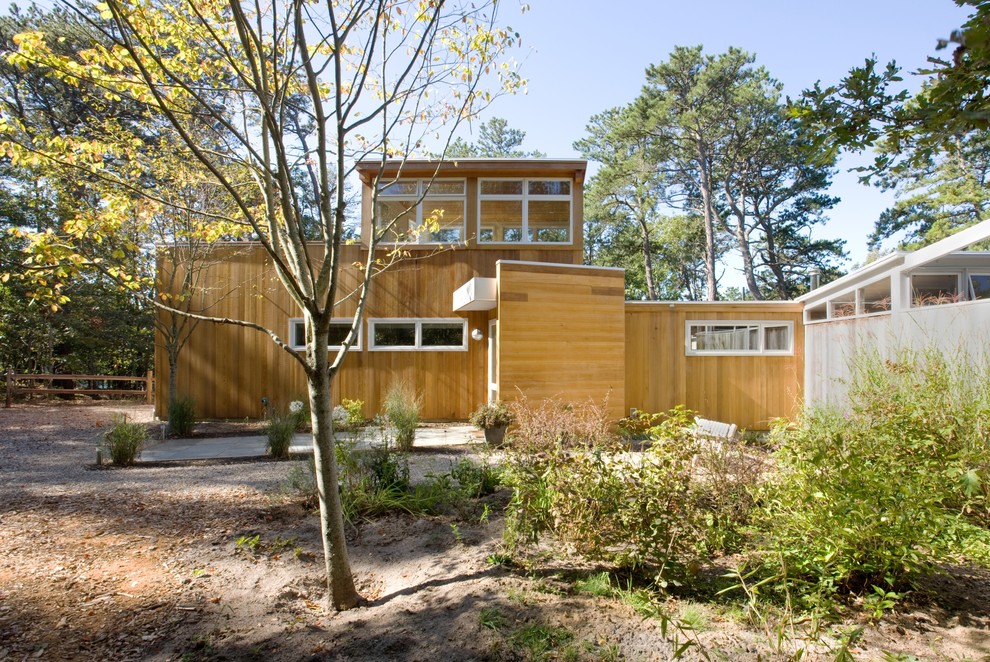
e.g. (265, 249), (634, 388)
(4, 370), (154, 407)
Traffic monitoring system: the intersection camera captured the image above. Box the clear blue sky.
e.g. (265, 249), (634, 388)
(452, 0), (972, 274)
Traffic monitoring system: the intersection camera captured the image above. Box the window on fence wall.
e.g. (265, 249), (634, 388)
(375, 179), (466, 244)
(289, 318), (361, 351)
(368, 319), (467, 351)
(685, 321), (794, 356)
(478, 179), (571, 244)
(911, 273), (961, 307)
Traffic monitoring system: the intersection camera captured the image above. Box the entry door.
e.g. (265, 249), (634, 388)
(487, 319), (498, 403)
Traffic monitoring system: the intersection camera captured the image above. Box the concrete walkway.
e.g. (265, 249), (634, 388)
(139, 425), (481, 462)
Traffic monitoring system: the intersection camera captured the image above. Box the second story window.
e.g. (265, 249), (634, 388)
(478, 179), (571, 244)
(376, 179), (466, 244)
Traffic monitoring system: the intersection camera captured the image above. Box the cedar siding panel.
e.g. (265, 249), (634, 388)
(156, 244), (580, 420)
(624, 303), (804, 430)
(496, 262), (626, 420)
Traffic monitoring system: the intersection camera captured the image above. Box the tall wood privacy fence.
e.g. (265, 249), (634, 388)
(4, 370), (154, 408)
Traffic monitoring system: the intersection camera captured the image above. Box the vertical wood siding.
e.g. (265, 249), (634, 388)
(624, 303), (805, 430)
(156, 244), (581, 420)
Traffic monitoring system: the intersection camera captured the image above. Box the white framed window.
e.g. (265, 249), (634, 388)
(289, 318), (362, 351)
(368, 318), (467, 351)
(478, 178), (571, 244)
(911, 273), (962, 307)
(969, 273), (990, 300)
(685, 320), (794, 356)
(375, 179), (466, 244)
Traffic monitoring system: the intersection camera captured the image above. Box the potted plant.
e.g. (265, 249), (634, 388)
(470, 401), (514, 447)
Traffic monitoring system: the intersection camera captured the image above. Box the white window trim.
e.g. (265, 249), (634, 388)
(288, 318), (362, 352)
(375, 178), (466, 245)
(368, 318), (468, 352)
(684, 320), (794, 356)
(477, 177), (572, 245)
(909, 271), (964, 308)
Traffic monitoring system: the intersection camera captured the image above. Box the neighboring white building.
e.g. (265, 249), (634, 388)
(798, 220), (990, 406)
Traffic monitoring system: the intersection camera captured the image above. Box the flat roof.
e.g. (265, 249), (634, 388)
(355, 158), (587, 184)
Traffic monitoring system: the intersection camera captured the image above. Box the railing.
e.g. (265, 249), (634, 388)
(4, 369), (154, 407)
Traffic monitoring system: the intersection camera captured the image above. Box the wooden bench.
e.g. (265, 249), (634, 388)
(693, 417), (738, 443)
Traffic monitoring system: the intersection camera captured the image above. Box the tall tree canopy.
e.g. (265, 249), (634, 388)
(794, 0), (990, 250)
(445, 116), (544, 158)
(578, 46), (844, 301)
(3, 0), (523, 610)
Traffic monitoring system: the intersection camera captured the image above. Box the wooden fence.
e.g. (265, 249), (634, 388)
(4, 370), (154, 407)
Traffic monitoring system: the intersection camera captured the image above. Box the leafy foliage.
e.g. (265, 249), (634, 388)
(444, 117), (545, 158)
(504, 400), (765, 580)
(759, 348), (990, 593)
(577, 46), (844, 301)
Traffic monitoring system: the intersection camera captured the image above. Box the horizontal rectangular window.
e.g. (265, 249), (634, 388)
(368, 318), (467, 351)
(912, 273), (961, 307)
(478, 178), (571, 245)
(289, 318), (361, 351)
(375, 179), (465, 244)
(685, 320), (793, 356)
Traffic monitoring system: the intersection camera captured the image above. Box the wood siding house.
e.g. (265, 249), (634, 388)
(156, 159), (805, 430)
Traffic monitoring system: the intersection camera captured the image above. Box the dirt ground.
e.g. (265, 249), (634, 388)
(1, 402), (989, 661)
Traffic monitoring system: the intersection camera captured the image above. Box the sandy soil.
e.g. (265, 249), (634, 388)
(1, 401), (989, 661)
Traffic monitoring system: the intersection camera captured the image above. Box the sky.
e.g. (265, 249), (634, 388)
(448, 0), (973, 276)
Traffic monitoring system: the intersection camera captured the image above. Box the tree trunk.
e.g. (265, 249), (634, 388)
(307, 321), (361, 611)
(638, 218), (659, 300)
(695, 142), (719, 301)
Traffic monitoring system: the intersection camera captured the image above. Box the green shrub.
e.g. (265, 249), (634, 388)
(383, 382), (420, 451)
(341, 398), (366, 429)
(469, 401), (514, 429)
(104, 414), (147, 466)
(759, 347), (990, 593)
(504, 400), (765, 578)
(266, 409), (297, 459)
(450, 458), (504, 498)
(168, 396), (195, 436)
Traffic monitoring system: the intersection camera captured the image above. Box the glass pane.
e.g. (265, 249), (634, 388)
(293, 321), (305, 348)
(527, 200), (570, 242)
(764, 325), (790, 351)
(829, 295), (856, 317)
(479, 227), (494, 243)
(328, 323), (351, 347)
(912, 274), (959, 306)
(691, 325), (759, 351)
(421, 323), (464, 347)
(861, 278), (891, 313)
(479, 199), (523, 242)
(376, 200), (417, 241)
(970, 274), (990, 300)
(374, 323), (415, 347)
(424, 180), (464, 195)
(378, 180), (418, 196)
(480, 180), (523, 195)
(422, 200), (464, 242)
(528, 180), (570, 196)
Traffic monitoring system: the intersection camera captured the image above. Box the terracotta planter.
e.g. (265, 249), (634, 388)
(483, 424), (508, 447)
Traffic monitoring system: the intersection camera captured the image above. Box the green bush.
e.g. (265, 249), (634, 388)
(504, 400), (765, 578)
(168, 396), (195, 436)
(266, 409), (297, 459)
(469, 401), (514, 429)
(341, 398), (366, 429)
(104, 415), (147, 466)
(759, 347), (990, 593)
(383, 383), (420, 451)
